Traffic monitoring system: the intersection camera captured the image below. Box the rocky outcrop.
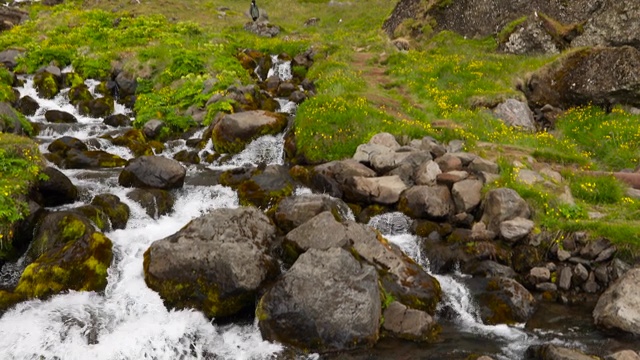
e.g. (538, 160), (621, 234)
(119, 155), (186, 190)
(257, 247), (380, 353)
(143, 207), (279, 319)
(593, 267), (640, 335)
(521, 46), (640, 110)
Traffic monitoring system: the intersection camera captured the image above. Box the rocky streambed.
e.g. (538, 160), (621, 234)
(0, 43), (639, 360)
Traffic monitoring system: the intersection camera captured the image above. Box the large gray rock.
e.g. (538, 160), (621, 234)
(382, 301), (438, 341)
(593, 267), (640, 335)
(119, 155), (186, 190)
(144, 207), (278, 318)
(605, 350), (640, 360)
(493, 99), (537, 131)
(499, 217), (535, 242)
(572, 2), (640, 50)
(414, 160), (441, 186)
(399, 185), (454, 219)
(284, 211), (350, 255)
(522, 46), (640, 110)
(257, 247), (380, 353)
(273, 193), (351, 233)
(346, 175), (408, 204)
(451, 178), (483, 213)
(480, 188), (530, 233)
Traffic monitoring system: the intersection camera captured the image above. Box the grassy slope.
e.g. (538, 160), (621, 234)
(1, 0), (639, 254)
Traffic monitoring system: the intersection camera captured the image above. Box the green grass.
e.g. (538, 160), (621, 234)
(0, 134), (45, 257)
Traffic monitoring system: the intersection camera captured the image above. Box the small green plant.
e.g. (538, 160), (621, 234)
(568, 173), (625, 205)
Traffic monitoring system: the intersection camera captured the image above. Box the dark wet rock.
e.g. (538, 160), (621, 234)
(494, 98), (537, 131)
(91, 194), (130, 230)
(579, 237), (611, 260)
(103, 113), (131, 127)
(526, 344), (596, 360)
(173, 150), (200, 165)
(142, 119), (166, 140)
(44, 109), (77, 124)
(475, 276), (536, 325)
(398, 185), (454, 220)
(47, 136), (88, 154)
(480, 188), (530, 233)
(273, 193), (351, 233)
(288, 90), (306, 104)
(119, 155), (186, 190)
(382, 301), (438, 341)
(46, 148), (127, 169)
(511, 244), (542, 273)
(593, 267), (640, 336)
(36, 166), (78, 207)
(212, 110), (287, 154)
(12, 211), (112, 303)
(144, 207), (279, 319)
(15, 96), (39, 116)
(522, 46), (640, 110)
(463, 260), (517, 278)
(67, 83), (93, 106)
(78, 96), (115, 118)
(126, 188), (175, 219)
(257, 247), (380, 353)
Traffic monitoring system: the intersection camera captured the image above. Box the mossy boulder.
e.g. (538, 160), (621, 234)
(91, 193), (130, 230)
(67, 83), (93, 106)
(33, 70), (60, 99)
(78, 96), (115, 118)
(221, 164), (295, 210)
(45, 148), (127, 169)
(474, 276), (536, 325)
(110, 129), (154, 157)
(13, 211), (113, 301)
(143, 207), (279, 319)
(72, 205), (111, 232)
(0, 102), (29, 135)
(212, 110), (288, 154)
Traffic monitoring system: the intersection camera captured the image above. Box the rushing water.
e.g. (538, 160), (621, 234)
(0, 67), (294, 359)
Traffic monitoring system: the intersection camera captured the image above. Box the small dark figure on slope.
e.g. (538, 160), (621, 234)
(250, 0), (259, 21)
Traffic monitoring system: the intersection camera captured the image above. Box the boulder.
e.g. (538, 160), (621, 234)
(522, 46), (640, 110)
(33, 70), (61, 99)
(144, 207), (279, 318)
(257, 247), (380, 353)
(71, 205), (111, 232)
(212, 110), (287, 154)
(15, 96), (39, 116)
(451, 178), (483, 213)
(273, 193), (351, 233)
(353, 143), (393, 164)
(572, 2), (640, 49)
(142, 119), (166, 140)
(243, 21), (280, 38)
(104, 113), (131, 127)
(47, 136), (88, 154)
(0, 102), (27, 135)
(284, 211), (350, 258)
(480, 188), (530, 233)
(414, 160), (441, 186)
(493, 99), (537, 131)
(382, 301), (438, 341)
(499, 16), (560, 55)
(399, 185), (454, 220)
(67, 84), (93, 106)
(36, 166), (78, 207)
(605, 350), (640, 360)
(119, 155), (186, 190)
(0, 49), (25, 70)
(20, 211), (113, 300)
(593, 267), (640, 335)
(45, 148), (126, 169)
(77, 96), (115, 118)
(115, 70), (138, 98)
(345, 175), (408, 204)
(499, 217), (535, 243)
(44, 109), (77, 123)
(221, 164), (294, 209)
(475, 277), (536, 325)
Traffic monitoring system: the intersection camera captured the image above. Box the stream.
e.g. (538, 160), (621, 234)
(0, 61), (638, 360)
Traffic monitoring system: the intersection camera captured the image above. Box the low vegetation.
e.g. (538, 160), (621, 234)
(0, 0), (639, 253)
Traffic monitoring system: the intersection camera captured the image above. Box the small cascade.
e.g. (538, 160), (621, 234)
(267, 55), (293, 82)
(367, 212), (585, 360)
